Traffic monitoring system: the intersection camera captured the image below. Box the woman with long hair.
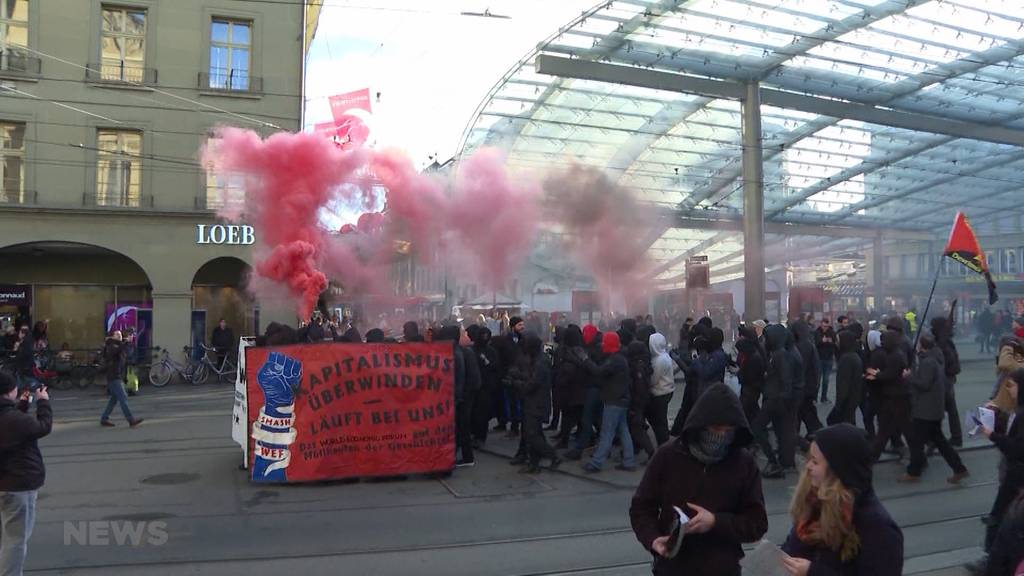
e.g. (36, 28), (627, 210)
(980, 368), (1024, 553)
(781, 424), (903, 575)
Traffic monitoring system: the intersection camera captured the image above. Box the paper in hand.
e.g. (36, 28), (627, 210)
(740, 540), (790, 576)
(664, 506), (689, 559)
(966, 406), (996, 436)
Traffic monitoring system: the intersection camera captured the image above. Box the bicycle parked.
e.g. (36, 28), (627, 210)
(148, 346), (207, 387)
(199, 343), (237, 384)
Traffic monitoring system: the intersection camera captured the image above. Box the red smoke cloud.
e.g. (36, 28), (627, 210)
(448, 148), (539, 291)
(203, 128), (365, 318)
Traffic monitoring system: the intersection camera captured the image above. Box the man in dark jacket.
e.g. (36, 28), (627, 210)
(210, 319), (234, 368)
(814, 318), (837, 403)
(402, 321), (424, 343)
(100, 331), (142, 427)
(573, 332), (636, 473)
(792, 321), (823, 448)
(827, 330), (863, 426)
(931, 317), (963, 446)
(670, 327), (728, 436)
(899, 334), (969, 484)
(751, 324), (792, 479)
(470, 326), (499, 445)
(0, 370), (52, 574)
(13, 326), (35, 391)
(493, 317), (526, 436)
(626, 340), (656, 462)
(437, 326), (476, 467)
(510, 335), (560, 474)
(782, 330), (804, 470)
(734, 329), (765, 426)
(555, 325), (588, 450)
(868, 330), (910, 461)
(630, 384), (768, 576)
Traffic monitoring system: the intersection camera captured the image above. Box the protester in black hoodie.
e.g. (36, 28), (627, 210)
(554, 325), (587, 450)
(782, 424), (903, 576)
(828, 331), (864, 426)
(751, 324), (792, 479)
(402, 321), (424, 343)
(627, 340), (656, 462)
(630, 384), (767, 576)
(782, 330), (805, 469)
(984, 493), (1024, 576)
(510, 334), (560, 474)
(792, 321), (823, 447)
(437, 326), (475, 467)
(470, 326), (499, 445)
(735, 328), (765, 426)
(0, 371), (52, 575)
(868, 331), (911, 462)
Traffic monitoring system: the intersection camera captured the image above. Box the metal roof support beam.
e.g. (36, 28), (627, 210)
(743, 81), (766, 321)
(535, 55), (1024, 148)
(670, 212), (935, 240)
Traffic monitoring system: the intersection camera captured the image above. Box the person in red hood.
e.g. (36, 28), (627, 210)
(568, 331), (637, 472)
(1014, 316), (1024, 340)
(583, 324), (600, 347)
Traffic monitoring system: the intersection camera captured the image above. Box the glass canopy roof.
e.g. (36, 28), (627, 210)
(459, 0), (1024, 285)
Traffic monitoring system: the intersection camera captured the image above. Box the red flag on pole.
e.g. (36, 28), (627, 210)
(943, 212), (998, 304)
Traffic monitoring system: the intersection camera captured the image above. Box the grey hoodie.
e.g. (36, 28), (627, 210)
(649, 333), (675, 397)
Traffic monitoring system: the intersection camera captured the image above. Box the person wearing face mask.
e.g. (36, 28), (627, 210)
(630, 384), (767, 575)
(470, 326), (499, 446)
(570, 331), (635, 473)
(780, 424), (903, 576)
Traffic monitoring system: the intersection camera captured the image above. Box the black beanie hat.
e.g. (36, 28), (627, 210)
(814, 424), (873, 494)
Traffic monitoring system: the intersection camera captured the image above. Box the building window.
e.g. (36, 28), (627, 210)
(0, 121), (24, 203)
(203, 137), (245, 210)
(1006, 249), (1019, 275)
(209, 19), (251, 90)
(95, 129), (141, 207)
(0, 0), (28, 70)
(100, 6), (146, 82)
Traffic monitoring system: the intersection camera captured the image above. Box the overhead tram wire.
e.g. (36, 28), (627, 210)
(14, 44), (286, 130)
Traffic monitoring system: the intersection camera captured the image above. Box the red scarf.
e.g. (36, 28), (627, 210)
(795, 491), (854, 547)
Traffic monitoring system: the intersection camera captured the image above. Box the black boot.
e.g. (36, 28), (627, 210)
(509, 453), (528, 466)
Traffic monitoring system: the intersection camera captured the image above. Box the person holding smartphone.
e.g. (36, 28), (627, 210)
(0, 371), (52, 575)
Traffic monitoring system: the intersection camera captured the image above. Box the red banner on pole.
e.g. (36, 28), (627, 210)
(943, 211), (998, 304)
(245, 342), (455, 483)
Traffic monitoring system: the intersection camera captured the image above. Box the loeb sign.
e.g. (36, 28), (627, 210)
(196, 224), (256, 246)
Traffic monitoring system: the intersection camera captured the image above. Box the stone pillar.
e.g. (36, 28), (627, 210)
(151, 291), (193, 361)
(742, 81), (766, 321)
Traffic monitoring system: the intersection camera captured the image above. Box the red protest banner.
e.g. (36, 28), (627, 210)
(245, 342), (455, 483)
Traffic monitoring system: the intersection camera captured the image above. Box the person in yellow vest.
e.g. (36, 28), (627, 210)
(904, 310), (918, 335)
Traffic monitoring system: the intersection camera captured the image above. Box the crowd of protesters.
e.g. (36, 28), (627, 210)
(242, 305), (1024, 574)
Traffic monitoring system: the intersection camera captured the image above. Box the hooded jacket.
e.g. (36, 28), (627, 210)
(472, 327), (501, 394)
(831, 331), (864, 424)
(785, 330), (805, 396)
(782, 424), (904, 576)
(908, 346), (947, 422)
(734, 337), (766, 394)
(689, 327), (728, 395)
(930, 318), (960, 383)
(630, 385), (767, 576)
(403, 321), (424, 343)
(649, 333), (675, 398)
(572, 331), (631, 407)
(792, 321), (821, 399)
(877, 331), (909, 397)
(0, 396), (53, 491)
(555, 324), (589, 407)
(627, 341), (653, 411)
(512, 336), (552, 419)
(763, 324), (793, 403)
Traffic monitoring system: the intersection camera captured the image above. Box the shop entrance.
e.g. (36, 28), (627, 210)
(0, 242), (152, 354)
(192, 257), (255, 349)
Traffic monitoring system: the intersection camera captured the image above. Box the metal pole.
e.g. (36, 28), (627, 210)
(742, 81), (765, 321)
(873, 234), (884, 314)
(914, 263), (942, 351)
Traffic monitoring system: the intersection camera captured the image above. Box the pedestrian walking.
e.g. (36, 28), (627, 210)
(781, 424), (903, 575)
(630, 384), (768, 576)
(815, 318), (837, 403)
(980, 368), (1024, 551)
(100, 330), (143, 428)
(827, 330), (863, 426)
(571, 332), (635, 473)
(647, 333), (675, 447)
(898, 334), (969, 484)
(0, 371), (52, 576)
